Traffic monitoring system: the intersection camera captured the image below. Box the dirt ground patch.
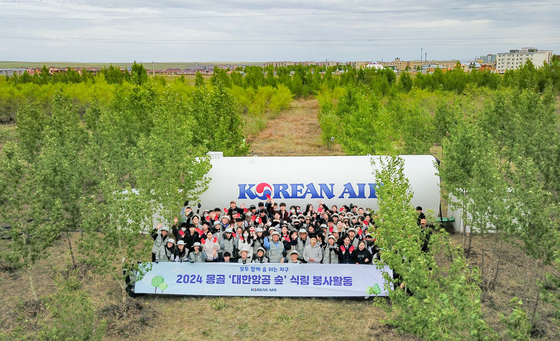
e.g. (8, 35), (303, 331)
(247, 97), (344, 156)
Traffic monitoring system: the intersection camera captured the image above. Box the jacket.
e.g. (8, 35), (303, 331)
(264, 237), (285, 263)
(202, 237), (220, 261)
(322, 245), (340, 264)
(353, 248), (372, 264)
(339, 244), (355, 264)
(252, 255), (269, 263)
(189, 251), (208, 263)
(156, 245), (175, 262)
(151, 229), (168, 254)
(303, 243), (323, 263)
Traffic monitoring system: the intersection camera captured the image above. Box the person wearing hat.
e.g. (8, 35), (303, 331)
(185, 224), (201, 252)
(286, 249), (301, 264)
(188, 242), (207, 263)
(252, 247), (269, 263)
(174, 240), (189, 263)
(339, 228), (359, 249)
(291, 228), (310, 262)
(365, 233), (380, 260)
(323, 235), (340, 264)
(238, 249), (251, 264)
(220, 228), (238, 261)
(303, 235), (323, 264)
(263, 231), (285, 263)
(156, 238), (176, 262)
(201, 230), (220, 262)
(252, 227), (266, 252)
(219, 215), (231, 232)
(228, 200), (245, 220)
(151, 223), (169, 262)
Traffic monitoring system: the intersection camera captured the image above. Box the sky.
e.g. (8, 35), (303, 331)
(1, 0), (559, 63)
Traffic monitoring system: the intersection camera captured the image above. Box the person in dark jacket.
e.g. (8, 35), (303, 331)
(339, 236), (355, 264)
(184, 224), (200, 252)
(420, 218), (432, 253)
(174, 240), (189, 262)
(354, 240), (372, 264)
(173, 222), (189, 244)
(365, 233), (380, 260)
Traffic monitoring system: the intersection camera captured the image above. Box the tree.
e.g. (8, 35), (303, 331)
(372, 155), (494, 340)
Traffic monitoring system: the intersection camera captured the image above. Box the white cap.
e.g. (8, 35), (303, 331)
(193, 242), (201, 247)
(177, 240), (185, 245)
(167, 238), (175, 244)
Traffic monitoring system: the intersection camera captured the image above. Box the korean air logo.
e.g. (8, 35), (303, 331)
(255, 183), (272, 200)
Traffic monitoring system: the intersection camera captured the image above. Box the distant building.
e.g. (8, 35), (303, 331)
(495, 47), (553, 73)
(378, 58), (458, 72)
(0, 68), (27, 76)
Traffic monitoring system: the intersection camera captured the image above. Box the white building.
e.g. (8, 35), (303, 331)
(495, 47), (554, 73)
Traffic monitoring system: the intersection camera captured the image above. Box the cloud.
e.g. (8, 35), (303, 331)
(0, 0), (558, 62)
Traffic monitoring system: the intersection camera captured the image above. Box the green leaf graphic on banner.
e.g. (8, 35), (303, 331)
(158, 282), (168, 292)
(372, 283), (382, 295)
(151, 276), (164, 293)
(366, 283), (382, 295)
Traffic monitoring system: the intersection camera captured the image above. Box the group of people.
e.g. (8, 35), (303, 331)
(151, 199), (431, 265)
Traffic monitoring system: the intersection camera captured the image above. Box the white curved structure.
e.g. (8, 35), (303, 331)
(196, 152), (440, 215)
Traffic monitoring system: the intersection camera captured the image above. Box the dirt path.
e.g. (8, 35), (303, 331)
(247, 97), (344, 156)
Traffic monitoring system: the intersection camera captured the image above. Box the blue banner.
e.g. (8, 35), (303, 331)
(134, 262), (391, 297)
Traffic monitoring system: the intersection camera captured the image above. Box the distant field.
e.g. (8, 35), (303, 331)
(0, 61), (263, 69)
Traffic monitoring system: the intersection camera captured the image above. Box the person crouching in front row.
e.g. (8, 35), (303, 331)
(252, 247), (269, 263)
(238, 249), (250, 264)
(286, 250), (301, 264)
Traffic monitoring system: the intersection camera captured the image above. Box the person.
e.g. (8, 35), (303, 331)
(156, 238), (176, 262)
(173, 222), (189, 244)
(420, 218), (432, 253)
(222, 251), (233, 263)
(151, 223), (169, 262)
(264, 231), (285, 263)
(238, 229), (254, 260)
(228, 200), (245, 219)
(174, 240), (189, 262)
(252, 247), (269, 263)
(416, 206), (426, 225)
(189, 242), (207, 263)
(238, 249), (250, 264)
(292, 229), (310, 262)
(303, 235), (323, 264)
(339, 236), (355, 264)
(354, 240), (372, 264)
(286, 250), (301, 264)
(278, 202), (290, 221)
(252, 227), (266, 252)
(220, 228), (237, 260)
(184, 224), (200, 252)
(280, 224), (292, 251)
(364, 233), (380, 260)
(180, 202), (193, 223)
(322, 235), (340, 264)
(201, 230), (220, 262)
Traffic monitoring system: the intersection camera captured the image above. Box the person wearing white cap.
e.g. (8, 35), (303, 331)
(263, 231), (285, 263)
(286, 249), (301, 264)
(238, 249), (250, 264)
(151, 223), (169, 262)
(156, 238), (176, 262)
(220, 228), (237, 261)
(322, 235), (340, 264)
(292, 228), (310, 262)
(188, 242), (207, 263)
(252, 247), (269, 263)
(252, 227), (266, 252)
(173, 240), (189, 263)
